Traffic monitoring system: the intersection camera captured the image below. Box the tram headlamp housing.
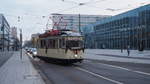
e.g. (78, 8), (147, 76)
(33, 52), (37, 55)
(74, 54), (78, 57)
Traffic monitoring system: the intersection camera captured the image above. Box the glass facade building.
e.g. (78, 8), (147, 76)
(81, 24), (96, 48)
(82, 4), (150, 50)
(51, 14), (110, 32)
(0, 14), (10, 51)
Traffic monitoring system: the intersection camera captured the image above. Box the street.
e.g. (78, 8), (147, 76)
(0, 1), (150, 84)
(32, 57), (150, 84)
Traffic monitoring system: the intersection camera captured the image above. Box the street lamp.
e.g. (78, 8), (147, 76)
(2, 16), (4, 51)
(20, 29), (22, 60)
(78, 14), (81, 34)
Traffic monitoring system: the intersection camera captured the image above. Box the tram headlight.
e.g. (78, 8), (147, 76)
(33, 52), (37, 55)
(74, 54), (78, 58)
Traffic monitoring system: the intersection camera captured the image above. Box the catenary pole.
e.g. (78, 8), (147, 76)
(20, 29), (22, 60)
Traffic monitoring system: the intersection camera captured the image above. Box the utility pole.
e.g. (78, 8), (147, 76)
(79, 14), (81, 33)
(2, 16), (4, 51)
(17, 16), (22, 60)
(20, 29), (22, 60)
(7, 23), (10, 51)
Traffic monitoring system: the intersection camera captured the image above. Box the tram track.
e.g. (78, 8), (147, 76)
(31, 58), (120, 84)
(74, 66), (124, 84)
(71, 63), (124, 84)
(84, 59), (150, 75)
(29, 56), (150, 84)
(29, 56), (54, 84)
(74, 60), (150, 84)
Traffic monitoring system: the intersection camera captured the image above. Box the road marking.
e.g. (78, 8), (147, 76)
(85, 60), (150, 76)
(84, 60), (91, 63)
(76, 67), (124, 84)
(101, 63), (130, 71)
(134, 71), (150, 76)
(99, 63), (150, 76)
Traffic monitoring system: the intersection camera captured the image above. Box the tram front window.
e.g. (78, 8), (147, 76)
(66, 40), (83, 48)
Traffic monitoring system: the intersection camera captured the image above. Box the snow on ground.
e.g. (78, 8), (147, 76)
(84, 49), (150, 64)
(85, 49), (150, 58)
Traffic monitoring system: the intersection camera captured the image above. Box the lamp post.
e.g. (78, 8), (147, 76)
(2, 16), (4, 51)
(18, 16), (23, 60)
(20, 29), (22, 60)
(78, 14), (81, 34)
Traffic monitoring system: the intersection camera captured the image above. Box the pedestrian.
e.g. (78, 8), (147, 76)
(127, 45), (130, 56)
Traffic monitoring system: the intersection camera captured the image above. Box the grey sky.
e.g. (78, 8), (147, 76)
(0, 0), (149, 41)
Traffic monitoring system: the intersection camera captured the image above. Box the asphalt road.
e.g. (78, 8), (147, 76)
(32, 58), (150, 84)
(0, 51), (13, 67)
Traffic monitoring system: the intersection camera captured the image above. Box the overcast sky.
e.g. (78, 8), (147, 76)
(0, 0), (149, 41)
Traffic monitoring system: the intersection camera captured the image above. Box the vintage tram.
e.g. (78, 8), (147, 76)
(36, 29), (84, 64)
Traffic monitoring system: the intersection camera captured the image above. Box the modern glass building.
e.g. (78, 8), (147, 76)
(0, 14), (10, 51)
(82, 4), (150, 50)
(81, 24), (96, 48)
(51, 13), (110, 32)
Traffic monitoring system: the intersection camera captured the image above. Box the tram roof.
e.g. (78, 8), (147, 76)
(39, 29), (82, 38)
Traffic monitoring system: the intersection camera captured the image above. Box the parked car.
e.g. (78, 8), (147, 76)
(26, 48), (31, 53)
(31, 48), (37, 57)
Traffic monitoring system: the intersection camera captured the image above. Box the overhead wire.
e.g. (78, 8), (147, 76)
(54, 5), (80, 14)
(80, 0), (107, 5)
(57, 0), (108, 13)
(54, 0), (107, 14)
(46, 0), (108, 29)
(61, 0), (78, 4)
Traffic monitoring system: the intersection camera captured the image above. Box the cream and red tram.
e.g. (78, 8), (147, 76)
(36, 29), (84, 64)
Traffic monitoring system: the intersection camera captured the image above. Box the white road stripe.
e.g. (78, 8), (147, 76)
(84, 60), (91, 63)
(101, 63), (130, 71)
(134, 71), (150, 76)
(76, 67), (124, 84)
(99, 63), (150, 76)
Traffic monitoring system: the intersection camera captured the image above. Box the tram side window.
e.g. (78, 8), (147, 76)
(44, 40), (46, 48)
(59, 39), (61, 48)
(40, 40), (46, 48)
(55, 40), (58, 48)
(48, 39), (51, 48)
(52, 40), (55, 48)
(38, 40), (40, 48)
(47, 39), (57, 49)
(40, 40), (43, 48)
(59, 39), (62, 48)
(62, 39), (65, 48)
(60, 39), (66, 48)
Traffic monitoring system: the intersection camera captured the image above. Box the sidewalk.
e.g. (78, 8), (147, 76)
(86, 49), (150, 59)
(85, 49), (150, 64)
(0, 51), (13, 67)
(0, 51), (45, 84)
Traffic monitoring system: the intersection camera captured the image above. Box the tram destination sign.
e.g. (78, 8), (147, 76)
(66, 37), (83, 40)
